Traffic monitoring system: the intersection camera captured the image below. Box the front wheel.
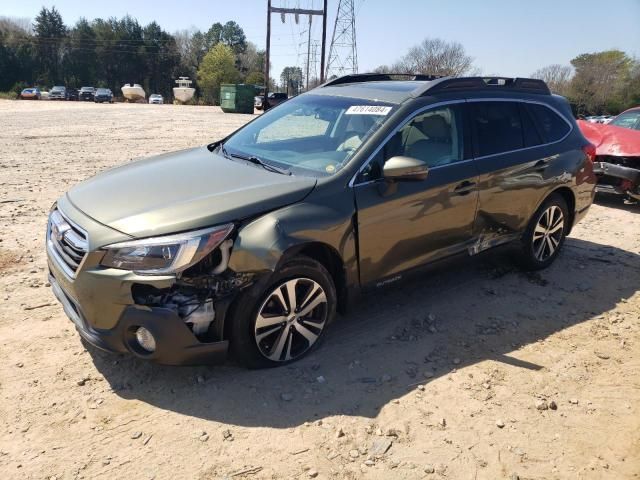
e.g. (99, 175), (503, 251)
(517, 193), (569, 270)
(229, 256), (337, 368)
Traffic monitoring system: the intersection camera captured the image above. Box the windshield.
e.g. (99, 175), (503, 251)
(52, 86), (64, 91)
(97, 89), (108, 94)
(223, 94), (396, 176)
(610, 110), (640, 130)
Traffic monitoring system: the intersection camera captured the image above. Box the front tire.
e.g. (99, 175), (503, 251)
(229, 256), (337, 368)
(517, 193), (569, 270)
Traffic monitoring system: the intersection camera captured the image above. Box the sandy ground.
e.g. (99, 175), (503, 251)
(0, 99), (639, 480)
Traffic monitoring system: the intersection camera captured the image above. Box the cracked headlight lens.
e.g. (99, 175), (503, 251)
(101, 224), (233, 275)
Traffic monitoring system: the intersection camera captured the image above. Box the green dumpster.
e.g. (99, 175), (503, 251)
(220, 84), (255, 113)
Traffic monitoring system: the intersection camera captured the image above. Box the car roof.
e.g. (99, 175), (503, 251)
(311, 80), (432, 104)
(312, 75), (553, 105)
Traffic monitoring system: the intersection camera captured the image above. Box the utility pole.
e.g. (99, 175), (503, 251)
(264, 1), (328, 108)
(265, 0), (271, 102)
(326, 0), (358, 79)
(305, 14), (312, 91)
(321, 0), (327, 83)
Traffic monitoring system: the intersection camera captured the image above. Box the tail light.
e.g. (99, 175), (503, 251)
(579, 143), (597, 185)
(582, 143), (596, 164)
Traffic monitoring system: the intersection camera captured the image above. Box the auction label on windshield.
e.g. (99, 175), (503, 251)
(346, 105), (392, 115)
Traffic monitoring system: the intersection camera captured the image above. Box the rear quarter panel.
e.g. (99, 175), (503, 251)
(473, 139), (590, 237)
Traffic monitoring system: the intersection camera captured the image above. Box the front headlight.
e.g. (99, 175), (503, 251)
(100, 224), (233, 275)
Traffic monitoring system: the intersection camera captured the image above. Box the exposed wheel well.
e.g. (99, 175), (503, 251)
(551, 187), (576, 231)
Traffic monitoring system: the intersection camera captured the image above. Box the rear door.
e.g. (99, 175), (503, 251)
(469, 100), (560, 245)
(353, 102), (480, 285)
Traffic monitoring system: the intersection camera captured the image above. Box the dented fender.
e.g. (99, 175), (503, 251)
(228, 198), (359, 288)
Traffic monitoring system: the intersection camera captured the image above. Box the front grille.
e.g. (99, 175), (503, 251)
(47, 208), (88, 278)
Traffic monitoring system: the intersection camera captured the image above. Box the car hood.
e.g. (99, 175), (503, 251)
(578, 120), (640, 157)
(66, 146), (316, 239)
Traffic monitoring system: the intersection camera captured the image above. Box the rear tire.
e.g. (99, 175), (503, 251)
(517, 193), (569, 271)
(229, 256), (337, 369)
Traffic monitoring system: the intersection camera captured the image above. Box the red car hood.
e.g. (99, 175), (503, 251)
(577, 120), (640, 157)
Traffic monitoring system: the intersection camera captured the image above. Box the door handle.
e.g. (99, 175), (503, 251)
(453, 181), (476, 196)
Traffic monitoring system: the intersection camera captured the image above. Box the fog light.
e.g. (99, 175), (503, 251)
(135, 327), (156, 353)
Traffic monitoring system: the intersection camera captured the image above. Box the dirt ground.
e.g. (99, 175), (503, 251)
(0, 99), (639, 480)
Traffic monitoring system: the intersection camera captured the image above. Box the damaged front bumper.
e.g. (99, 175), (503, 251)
(50, 272), (229, 365)
(45, 203), (256, 365)
(594, 160), (640, 200)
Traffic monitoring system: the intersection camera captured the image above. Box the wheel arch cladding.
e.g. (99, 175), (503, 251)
(550, 186), (576, 231)
(285, 242), (348, 313)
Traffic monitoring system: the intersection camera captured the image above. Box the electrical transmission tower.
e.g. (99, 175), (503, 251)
(325, 0), (358, 79)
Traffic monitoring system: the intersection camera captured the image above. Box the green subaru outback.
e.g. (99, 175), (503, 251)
(47, 74), (596, 367)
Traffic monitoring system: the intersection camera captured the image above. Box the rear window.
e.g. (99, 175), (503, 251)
(526, 103), (570, 143)
(471, 102), (524, 157)
(610, 110), (640, 130)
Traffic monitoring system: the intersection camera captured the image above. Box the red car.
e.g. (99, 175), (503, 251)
(578, 107), (640, 201)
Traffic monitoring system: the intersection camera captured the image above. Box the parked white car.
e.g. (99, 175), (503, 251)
(149, 94), (164, 105)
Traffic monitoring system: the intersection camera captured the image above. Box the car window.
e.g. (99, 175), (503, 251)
(224, 94), (395, 176)
(526, 103), (570, 143)
(257, 111), (331, 143)
(356, 105), (464, 184)
(610, 111), (640, 130)
(471, 102), (524, 157)
(519, 104), (543, 147)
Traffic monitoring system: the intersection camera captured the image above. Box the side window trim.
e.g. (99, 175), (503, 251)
(350, 99), (467, 187)
(466, 97), (574, 161)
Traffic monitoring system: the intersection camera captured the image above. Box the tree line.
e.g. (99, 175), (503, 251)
(531, 51), (640, 115)
(2, 9), (639, 113)
(375, 38), (640, 116)
(0, 7), (267, 103)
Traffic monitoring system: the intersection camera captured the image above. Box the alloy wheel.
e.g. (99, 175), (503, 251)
(532, 205), (564, 262)
(254, 278), (328, 362)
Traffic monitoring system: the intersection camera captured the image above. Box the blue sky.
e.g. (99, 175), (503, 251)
(2, 0), (639, 79)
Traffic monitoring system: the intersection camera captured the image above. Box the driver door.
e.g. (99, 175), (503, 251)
(353, 103), (480, 285)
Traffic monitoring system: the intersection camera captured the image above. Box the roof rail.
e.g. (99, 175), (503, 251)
(322, 73), (444, 87)
(421, 77), (551, 95)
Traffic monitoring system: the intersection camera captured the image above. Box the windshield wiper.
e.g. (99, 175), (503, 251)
(219, 142), (231, 159)
(226, 148), (291, 176)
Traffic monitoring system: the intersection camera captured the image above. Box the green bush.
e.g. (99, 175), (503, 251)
(11, 81), (29, 96)
(0, 91), (18, 99)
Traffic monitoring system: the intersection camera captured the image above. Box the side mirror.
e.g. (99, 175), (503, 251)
(383, 156), (429, 181)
